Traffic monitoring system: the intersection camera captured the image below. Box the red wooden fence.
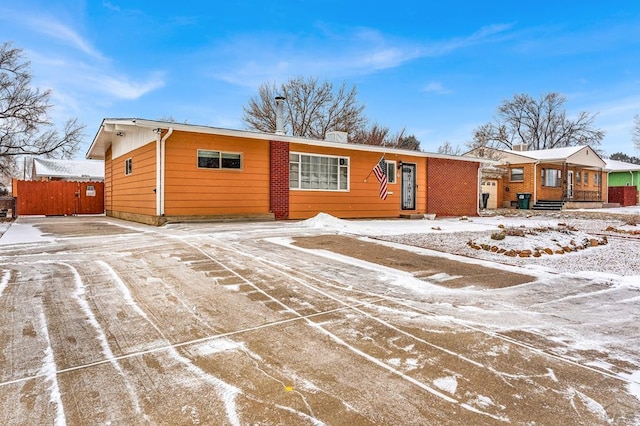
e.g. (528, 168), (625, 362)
(608, 186), (638, 207)
(13, 180), (105, 216)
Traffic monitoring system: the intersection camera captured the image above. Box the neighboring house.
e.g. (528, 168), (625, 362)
(466, 145), (607, 210)
(605, 158), (640, 206)
(86, 118), (484, 225)
(32, 158), (105, 182)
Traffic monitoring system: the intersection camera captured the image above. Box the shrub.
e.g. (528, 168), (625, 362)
(491, 231), (506, 240)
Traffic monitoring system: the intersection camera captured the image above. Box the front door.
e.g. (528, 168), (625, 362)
(567, 170), (574, 199)
(401, 163), (416, 210)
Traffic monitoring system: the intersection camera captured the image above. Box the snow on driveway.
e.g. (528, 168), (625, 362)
(0, 213), (638, 425)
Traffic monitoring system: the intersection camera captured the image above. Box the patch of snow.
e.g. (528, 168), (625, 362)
(300, 212), (499, 236)
(469, 394), (495, 409)
(621, 370), (640, 401)
(0, 269), (10, 297)
(427, 272), (463, 282)
(387, 358), (401, 367)
(571, 206), (640, 215)
(486, 344), (510, 357)
(567, 387), (610, 422)
(433, 376), (458, 395)
(0, 222), (55, 245)
(189, 339), (245, 357)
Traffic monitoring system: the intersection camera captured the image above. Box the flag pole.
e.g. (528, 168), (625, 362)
(364, 154), (386, 182)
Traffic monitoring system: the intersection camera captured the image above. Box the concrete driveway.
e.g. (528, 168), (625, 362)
(0, 216), (638, 425)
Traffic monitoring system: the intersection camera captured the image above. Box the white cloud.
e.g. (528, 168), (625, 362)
(206, 23), (515, 88)
(422, 82), (452, 95)
(25, 16), (104, 60)
(87, 72), (166, 100)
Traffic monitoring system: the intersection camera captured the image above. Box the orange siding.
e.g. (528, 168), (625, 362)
(289, 145), (423, 219)
(163, 132), (271, 215)
(111, 141), (157, 216)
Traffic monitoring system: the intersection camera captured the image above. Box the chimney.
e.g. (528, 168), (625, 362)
(275, 96), (285, 135)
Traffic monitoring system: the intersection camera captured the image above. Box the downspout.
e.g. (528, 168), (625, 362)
(533, 160), (540, 205)
(155, 130), (162, 216)
(477, 165), (482, 215)
(160, 127), (173, 216)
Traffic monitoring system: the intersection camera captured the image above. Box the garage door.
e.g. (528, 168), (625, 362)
(481, 180), (498, 209)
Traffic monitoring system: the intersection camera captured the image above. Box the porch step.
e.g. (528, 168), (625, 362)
(532, 200), (564, 211)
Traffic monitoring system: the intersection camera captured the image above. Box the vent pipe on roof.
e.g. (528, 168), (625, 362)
(275, 96), (286, 135)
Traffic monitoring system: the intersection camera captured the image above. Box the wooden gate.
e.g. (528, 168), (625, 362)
(13, 180), (105, 216)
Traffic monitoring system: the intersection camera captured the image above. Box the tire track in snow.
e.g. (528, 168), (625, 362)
(59, 262), (145, 417)
(37, 310), (66, 426)
(179, 237), (511, 422)
(252, 237), (640, 389)
(96, 260), (242, 426)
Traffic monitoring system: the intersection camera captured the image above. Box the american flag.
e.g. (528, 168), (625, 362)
(372, 156), (388, 200)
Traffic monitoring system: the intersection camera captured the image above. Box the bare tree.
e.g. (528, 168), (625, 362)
(396, 134), (421, 151)
(437, 141), (462, 155)
(633, 114), (640, 152)
(351, 124), (421, 151)
(351, 123), (391, 146)
(0, 42), (84, 179)
(242, 76), (366, 140)
(469, 93), (604, 151)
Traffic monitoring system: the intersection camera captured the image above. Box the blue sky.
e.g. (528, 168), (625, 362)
(1, 1), (639, 158)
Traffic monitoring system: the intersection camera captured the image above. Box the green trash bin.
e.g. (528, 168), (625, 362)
(516, 193), (531, 209)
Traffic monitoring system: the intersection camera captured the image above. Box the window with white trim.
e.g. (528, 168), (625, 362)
(197, 150), (242, 169)
(289, 153), (349, 190)
(510, 167), (524, 182)
(594, 173), (601, 185)
(542, 168), (561, 187)
(386, 161), (397, 184)
(124, 158), (132, 175)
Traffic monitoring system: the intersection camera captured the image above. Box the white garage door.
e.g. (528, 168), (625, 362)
(481, 180), (498, 209)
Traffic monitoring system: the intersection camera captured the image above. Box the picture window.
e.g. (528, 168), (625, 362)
(542, 168), (561, 187)
(290, 152), (349, 191)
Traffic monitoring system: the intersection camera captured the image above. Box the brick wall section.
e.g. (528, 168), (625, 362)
(503, 163), (535, 205)
(427, 158), (480, 216)
(270, 140), (290, 219)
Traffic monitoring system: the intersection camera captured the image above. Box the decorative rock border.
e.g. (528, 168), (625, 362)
(605, 226), (640, 235)
(467, 235), (608, 258)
